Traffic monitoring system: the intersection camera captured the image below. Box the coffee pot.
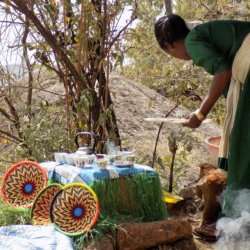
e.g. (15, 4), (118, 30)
(74, 131), (96, 155)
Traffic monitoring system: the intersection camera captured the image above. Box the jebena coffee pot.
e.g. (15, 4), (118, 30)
(74, 131), (96, 155)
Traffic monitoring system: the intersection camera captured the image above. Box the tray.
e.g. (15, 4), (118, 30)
(144, 117), (212, 124)
(113, 161), (134, 168)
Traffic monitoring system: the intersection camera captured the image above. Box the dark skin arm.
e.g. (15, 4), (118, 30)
(182, 69), (232, 128)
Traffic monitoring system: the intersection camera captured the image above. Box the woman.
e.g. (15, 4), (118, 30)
(154, 14), (250, 240)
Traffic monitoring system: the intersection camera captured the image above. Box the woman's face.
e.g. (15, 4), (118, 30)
(164, 41), (190, 60)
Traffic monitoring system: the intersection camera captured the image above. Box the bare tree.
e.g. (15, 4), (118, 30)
(164, 0), (172, 15)
(0, 0), (137, 156)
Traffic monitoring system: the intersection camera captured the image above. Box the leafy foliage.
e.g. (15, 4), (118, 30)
(155, 128), (197, 193)
(176, 0), (250, 21)
(18, 101), (75, 162)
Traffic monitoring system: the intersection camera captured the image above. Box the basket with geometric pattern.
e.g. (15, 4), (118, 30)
(1, 161), (47, 208)
(50, 183), (99, 236)
(31, 183), (63, 225)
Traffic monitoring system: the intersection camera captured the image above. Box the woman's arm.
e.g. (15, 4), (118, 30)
(182, 69), (232, 128)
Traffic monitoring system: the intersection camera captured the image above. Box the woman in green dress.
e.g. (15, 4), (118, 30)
(154, 14), (250, 240)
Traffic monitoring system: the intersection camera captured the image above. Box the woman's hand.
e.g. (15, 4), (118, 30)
(181, 112), (202, 128)
(181, 70), (232, 129)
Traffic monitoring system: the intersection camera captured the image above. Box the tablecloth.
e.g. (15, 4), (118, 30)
(39, 161), (156, 185)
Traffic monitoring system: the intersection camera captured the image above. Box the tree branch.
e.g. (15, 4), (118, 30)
(22, 11), (33, 121)
(107, 4), (137, 53)
(151, 103), (179, 168)
(10, 0), (88, 90)
(0, 128), (23, 143)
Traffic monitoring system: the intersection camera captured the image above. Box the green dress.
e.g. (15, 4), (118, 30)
(185, 20), (250, 217)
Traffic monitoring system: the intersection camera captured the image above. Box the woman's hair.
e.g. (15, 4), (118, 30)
(154, 14), (190, 50)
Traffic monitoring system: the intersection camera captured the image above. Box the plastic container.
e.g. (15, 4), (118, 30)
(121, 154), (136, 165)
(64, 153), (77, 165)
(54, 152), (68, 164)
(205, 136), (221, 166)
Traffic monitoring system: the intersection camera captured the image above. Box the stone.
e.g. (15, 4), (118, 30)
(116, 219), (196, 250)
(167, 187), (197, 217)
(156, 238), (197, 250)
(198, 163), (217, 179)
(179, 187), (196, 200)
(172, 238), (198, 250)
(196, 163), (227, 227)
(84, 236), (114, 250)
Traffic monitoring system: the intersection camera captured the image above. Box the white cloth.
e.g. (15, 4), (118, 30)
(106, 166), (119, 179)
(0, 225), (73, 250)
(219, 33), (250, 159)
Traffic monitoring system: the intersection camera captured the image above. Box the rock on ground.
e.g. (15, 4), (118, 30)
(116, 219), (197, 250)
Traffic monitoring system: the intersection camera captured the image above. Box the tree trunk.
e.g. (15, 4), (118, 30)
(93, 68), (121, 152)
(164, 0), (172, 15)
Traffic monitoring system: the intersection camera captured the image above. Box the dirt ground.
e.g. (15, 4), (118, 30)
(110, 74), (222, 250)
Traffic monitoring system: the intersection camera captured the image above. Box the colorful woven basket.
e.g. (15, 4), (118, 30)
(31, 183), (63, 225)
(50, 183), (99, 236)
(1, 161), (47, 208)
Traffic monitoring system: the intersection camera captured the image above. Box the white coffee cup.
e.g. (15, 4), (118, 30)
(74, 155), (95, 168)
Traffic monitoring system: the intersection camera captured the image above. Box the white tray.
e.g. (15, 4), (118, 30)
(144, 117), (212, 124)
(113, 161), (134, 168)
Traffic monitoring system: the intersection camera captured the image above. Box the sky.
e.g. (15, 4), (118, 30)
(0, 3), (136, 69)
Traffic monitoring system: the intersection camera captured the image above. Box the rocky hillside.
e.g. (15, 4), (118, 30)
(110, 74), (221, 188)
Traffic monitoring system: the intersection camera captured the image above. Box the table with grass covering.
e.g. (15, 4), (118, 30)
(40, 161), (167, 222)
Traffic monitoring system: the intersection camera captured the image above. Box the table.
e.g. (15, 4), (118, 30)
(40, 161), (167, 222)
